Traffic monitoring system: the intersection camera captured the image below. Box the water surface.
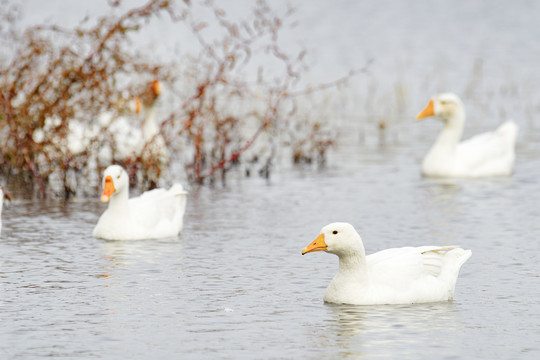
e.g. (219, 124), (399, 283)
(2, 134), (539, 359)
(2, 0), (540, 359)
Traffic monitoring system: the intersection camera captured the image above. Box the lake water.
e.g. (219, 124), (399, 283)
(2, 131), (539, 359)
(2, 0), (540, 359)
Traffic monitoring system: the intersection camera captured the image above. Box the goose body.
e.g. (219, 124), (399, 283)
(32, 115), (100, 156)
(33, 81), (166, 164)
(97, 110), (142, 163)
(416, 93), (518, 178)
(66, 119), (101, 156)
(138, 81), (169, 165)
(302, 222), (471, 305)
(93, 165), (187, 240)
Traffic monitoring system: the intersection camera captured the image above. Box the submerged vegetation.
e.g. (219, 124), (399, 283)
(0, 0), (361, 198)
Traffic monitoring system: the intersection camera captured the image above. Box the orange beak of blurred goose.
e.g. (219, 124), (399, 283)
(100, 175), (116, 203)
(416, 99), (435, 120)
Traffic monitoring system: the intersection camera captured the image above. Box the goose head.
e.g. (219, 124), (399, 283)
(136, 80), (162, 114)
(100, 165), (129, 203)
(416, 93), (465, 124)
(302, 222), (365, 257)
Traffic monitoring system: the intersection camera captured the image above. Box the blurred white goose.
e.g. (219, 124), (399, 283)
(95, 105), (140, 162)
(32, 115), (100, 156)
(99, 80), (168, 164)
(93, 165), (187, 240)
(32, 98), (137, 158)
(302, 222), (471, 305)
(416, 93), (518, 178)
(138, 80), (170, 165)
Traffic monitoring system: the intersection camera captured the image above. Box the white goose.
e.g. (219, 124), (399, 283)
(99, 80), (168, 164)
(416, 93), (518, 178)
(32, 95), (138, 159)
(32, 115), (100, 156)
(302, 222), (471, 305)
(93, 165), (187, 240)
(96, 105), (141, 163)
(138, 80), (169, 165)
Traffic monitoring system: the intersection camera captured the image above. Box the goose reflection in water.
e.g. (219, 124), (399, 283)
(323, 302), (462, 358)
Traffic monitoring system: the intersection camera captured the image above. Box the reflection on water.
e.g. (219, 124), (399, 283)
(323, 302), (460, 359)
(423, 179), (464, 201)
(2, 0), (540, 357)
(96, 237), (185, 304)
(98, 237), (184, 269)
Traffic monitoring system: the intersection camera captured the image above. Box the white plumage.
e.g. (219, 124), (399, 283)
(416, 93), (518, 178)
(99, 80), (168, 165)
(32, 81), (167, 166)
(93, 165), (187, 240)
(302, 222), (471, 305)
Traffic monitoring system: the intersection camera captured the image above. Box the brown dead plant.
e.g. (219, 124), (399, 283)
(1, 0), (364, 197)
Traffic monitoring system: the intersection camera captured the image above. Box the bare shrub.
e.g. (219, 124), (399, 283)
(0, 0), (178, 197)
(0, 0), (363, 197)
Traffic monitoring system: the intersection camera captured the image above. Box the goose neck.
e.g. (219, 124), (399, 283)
(338, 250), (367, 275)
(142, 105), (159, 139)
(108, 187), (129, 212)
(436, 110), (466, 148)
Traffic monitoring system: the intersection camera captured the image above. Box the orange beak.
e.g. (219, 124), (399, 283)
(302, 233), (328, 255)
(135, 97), (142, 114)
(100, 175), (116, 203)
(416, 99), (435, 120)
(151, 80), (162, 95)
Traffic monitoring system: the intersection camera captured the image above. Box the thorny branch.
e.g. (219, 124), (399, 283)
(0, 0), (364, 197)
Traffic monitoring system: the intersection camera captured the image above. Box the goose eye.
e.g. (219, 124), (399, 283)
(440, 100), (447, 105)
(332, 230), (338, 235)
(117, 174), (121, 179)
